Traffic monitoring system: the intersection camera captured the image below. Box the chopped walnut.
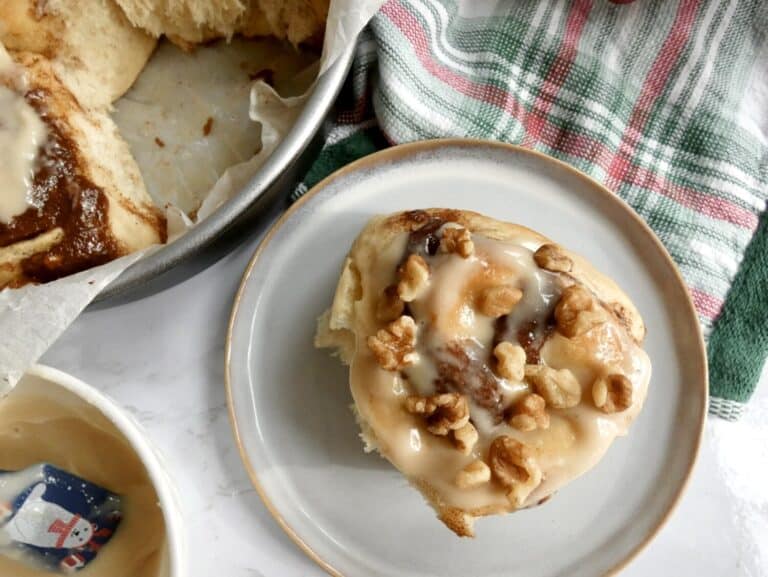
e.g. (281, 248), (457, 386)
(478, 286), (523, 317)
(455, 460), (491, 489)
(592, 373), (633, 413)
(397, 254), (430, 302)
(533, 243), (573, 272)
(554, 285), (608, 338)
(524, 365), (581, 408)
(440, 226), (474, 258)
(367, 316), (418, 371)
(405, 393), (470, 436)
(405, 395), (437, 414)
(488, 436), (542, 507)
(493, 342), (526, 381)
(428, 395), (470, 435)
(453, 422), (479, 455)
(509, 393), (550, 431)
(376, 285), (405, 322)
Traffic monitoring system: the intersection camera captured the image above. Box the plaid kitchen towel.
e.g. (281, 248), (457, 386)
(294, 0), (768, 420)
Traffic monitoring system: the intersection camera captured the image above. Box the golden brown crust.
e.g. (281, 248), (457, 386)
(0, 0), (156, 108)
(114, 0), (328, 47)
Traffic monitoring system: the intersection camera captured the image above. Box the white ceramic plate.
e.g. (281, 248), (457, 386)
(226, 140), (706, 577)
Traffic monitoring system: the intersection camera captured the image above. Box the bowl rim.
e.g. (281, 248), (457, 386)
(96, 40), (358, 302)
(21, 364), (187, 577)
(224, 138), (708, 577)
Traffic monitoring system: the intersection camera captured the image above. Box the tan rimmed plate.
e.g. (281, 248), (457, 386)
(225, 140), (707, 577)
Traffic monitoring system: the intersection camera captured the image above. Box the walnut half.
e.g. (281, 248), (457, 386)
(453, 421), (479, 455)
(488, 436), (542, 507)
(592, 373), (633, 413)
(508, 393), (550, 431)
(494, 342), (526, 381)
(554, 285), (608, 338)
(478, 285), (523, 318)
(533, 243), (573, 272)
(405, 393), (470, 436)
(440, 226), (474, 258)
(397, 254), (430, 302)
(367, 316), (418, 371)
(455, 460), (491, 489)
(524, 365), (581, 408)
(406, 394), (478, 453)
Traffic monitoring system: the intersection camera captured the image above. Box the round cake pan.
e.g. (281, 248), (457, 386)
(95, 41), (356, 304)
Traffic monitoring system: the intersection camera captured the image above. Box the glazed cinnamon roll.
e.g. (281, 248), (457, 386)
(316, 209), (651, 537)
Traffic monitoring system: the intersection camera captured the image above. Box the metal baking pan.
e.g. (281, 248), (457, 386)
(95, 41), (356, 304)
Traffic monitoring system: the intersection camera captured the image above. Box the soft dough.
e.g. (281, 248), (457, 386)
(316, 209), (651, 537)
(0, 0), (156, 108)
(114, 0), (328, 47)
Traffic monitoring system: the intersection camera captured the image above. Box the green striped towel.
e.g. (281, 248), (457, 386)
(294, 0), (768, 420)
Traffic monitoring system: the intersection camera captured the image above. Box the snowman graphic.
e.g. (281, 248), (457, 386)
(0, 483), (94, 550)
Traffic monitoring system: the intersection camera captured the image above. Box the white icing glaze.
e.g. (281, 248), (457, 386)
(349, 222), (652, 515)
(0, 48), (47, 225)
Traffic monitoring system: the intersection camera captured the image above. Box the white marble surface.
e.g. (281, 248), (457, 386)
(42, 209), (768, 576)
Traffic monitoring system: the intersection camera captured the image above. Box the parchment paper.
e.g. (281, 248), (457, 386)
(0, 0), (386, 394)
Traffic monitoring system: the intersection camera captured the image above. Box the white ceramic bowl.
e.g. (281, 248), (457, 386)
(10, 365), (186, 577)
